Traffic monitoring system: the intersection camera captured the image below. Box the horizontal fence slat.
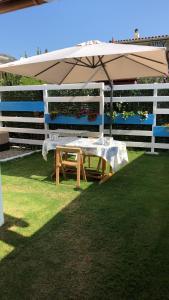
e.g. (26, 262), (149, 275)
(0, 127), (45, 134)
(155, 108), (169, 114)
(45, 83), (103, 90)
(104, 129), (152, 136)
(125, 141), (151, 148)
(105, 96), (155, 103)
(0, 101), (44, 112)
(104, 83), (169, 91)
(104, 96), (169, 103)
(155, 143), (169, 149)
(0, 127), (101, 137)
(154, 96), (169, 102)
(9, 138), (152, 148)
(48, 129), (101, 137)
(0, 85), (44, 92)
(9, 138), (43, 145)
(0, 116), (44, 123)
(47, 96), (101, 103)
(0, 82), (103, 92)
(0, 82), (168, 93)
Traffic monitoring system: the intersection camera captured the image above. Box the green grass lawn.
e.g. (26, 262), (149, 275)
(0, 151), (169, 300)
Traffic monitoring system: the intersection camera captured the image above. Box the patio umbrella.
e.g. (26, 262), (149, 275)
(0, 40), (168, 134)
(0, 0), (53, 14)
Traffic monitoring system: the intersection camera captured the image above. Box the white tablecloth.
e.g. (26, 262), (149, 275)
(42, 137), (128, 172)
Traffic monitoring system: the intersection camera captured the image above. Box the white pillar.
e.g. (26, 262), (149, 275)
(0, 169), (4, 226)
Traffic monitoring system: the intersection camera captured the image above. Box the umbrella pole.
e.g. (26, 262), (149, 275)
(109, 80), (114, 137)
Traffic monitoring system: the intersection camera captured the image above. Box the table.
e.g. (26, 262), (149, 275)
(42, 137), (128, 179)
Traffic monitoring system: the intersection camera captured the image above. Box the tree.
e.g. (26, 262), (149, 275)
(0, 73), (43, 86)
(24, 51), (28, 58)
(0, 72), (21, 86)
(36, 47), (42, 55)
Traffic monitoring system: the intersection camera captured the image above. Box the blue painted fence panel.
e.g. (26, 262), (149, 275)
(45, 114), (102, 125)
(104, 114), (154, 125)
(153, 126), (169, 137)
(0, 101), (44, 112)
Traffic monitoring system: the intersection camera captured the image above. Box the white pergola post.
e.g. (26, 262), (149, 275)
(0, 170), (4, 226)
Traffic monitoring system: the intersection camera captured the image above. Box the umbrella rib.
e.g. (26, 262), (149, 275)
(131, 53), (167, 66)
(85, 57), (93, 66)
(34, 61), (60, 77)
(103, 55), (125, 65)
(124, 55), (167, 76)
(95, 55), (104, 67)
(65, 60), (94, 68)
(98, 56), (111, 81)
(74, 58), (92, 67)
(59, 61), (79, 84)
(92, 56), (95, 67)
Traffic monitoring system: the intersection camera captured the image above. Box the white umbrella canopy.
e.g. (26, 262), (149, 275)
(0, 40), (168, 83)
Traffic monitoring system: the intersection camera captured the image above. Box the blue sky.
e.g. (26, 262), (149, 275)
(0, 0), (169, 59)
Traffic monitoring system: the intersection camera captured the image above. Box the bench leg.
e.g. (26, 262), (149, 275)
(101, 158), (106, 178)
(97, 157), (102, 171)
(77, 153), (81, 188)
(56, 149), (60, 185)
(81, 155), (87, 181)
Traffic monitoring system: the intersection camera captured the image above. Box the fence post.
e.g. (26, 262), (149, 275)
(43, 85), (49, 139)
(99, 83), (105, 137)
(0, 169), (4, 226)
(151, 85), (157, 153)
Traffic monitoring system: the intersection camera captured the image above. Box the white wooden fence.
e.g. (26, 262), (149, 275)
(0, 82), (104, 145)
(0, 82), (169, 152)
(105, 82), (169, 152)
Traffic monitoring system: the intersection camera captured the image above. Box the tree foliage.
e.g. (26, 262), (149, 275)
(0, 72), (43, 86)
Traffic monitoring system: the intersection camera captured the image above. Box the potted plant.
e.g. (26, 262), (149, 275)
(49, 110), (59, 120)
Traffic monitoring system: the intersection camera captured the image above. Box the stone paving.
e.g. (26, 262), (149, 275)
(0, 148), (33, 162)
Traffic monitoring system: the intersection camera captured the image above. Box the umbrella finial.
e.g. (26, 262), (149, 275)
(77, 40), (102, 46)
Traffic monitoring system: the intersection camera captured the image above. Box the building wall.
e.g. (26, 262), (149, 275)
(0, 54), (15, 64)
(117, 35), (169, 62)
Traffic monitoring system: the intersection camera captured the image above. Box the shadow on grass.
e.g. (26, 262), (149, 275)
(0, 214), (29, 247)
(1, 152), (55, 181)
(0, 152), (169, 299)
